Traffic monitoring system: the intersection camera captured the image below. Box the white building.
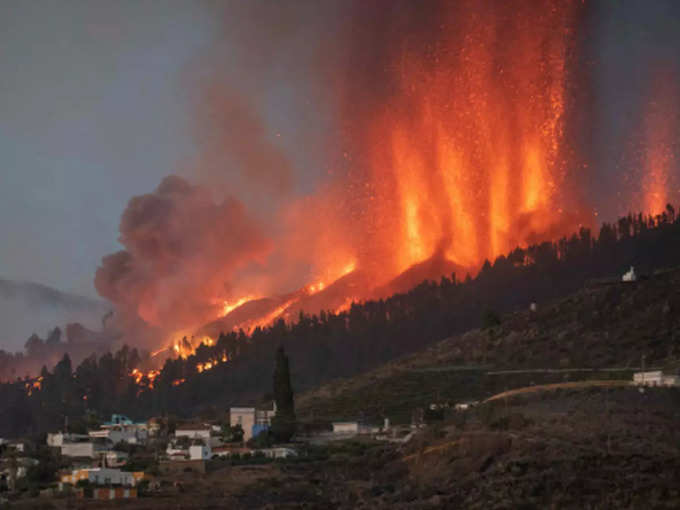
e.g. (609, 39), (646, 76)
(60, 441), (103, 459)
(622, 266), (637, 282)
(633, 370), (680, 387)
(47, 432), (88, 447)
(60, 468), (143, 487)
(230, 402), (277, 442)
(174, 424), (212, 441)
(331, 421), (379, 436)
(454, 401), (479, 411)
(89, 425), (147, 445)
(332, 422), (359, 434)
(189, 443), (212, 461)
(259, 447), (296, 459)
(165, 442), (188, 460)
(230, 408), (256, 441)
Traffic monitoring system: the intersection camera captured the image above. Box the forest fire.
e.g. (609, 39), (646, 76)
(130, 368), (160, 389)
(24, 376), (43, 396)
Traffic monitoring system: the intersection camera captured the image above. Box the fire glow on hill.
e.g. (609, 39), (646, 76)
(94, 0), (680, 370)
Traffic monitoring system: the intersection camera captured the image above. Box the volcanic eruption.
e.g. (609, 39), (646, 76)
(94, 0), (680, 362)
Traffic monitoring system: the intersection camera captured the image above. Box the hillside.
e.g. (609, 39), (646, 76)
(5, 211), (680, 437)
(296, 266), (680, 423)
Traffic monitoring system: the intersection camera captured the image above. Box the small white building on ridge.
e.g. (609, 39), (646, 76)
(633, 370), (680, 387)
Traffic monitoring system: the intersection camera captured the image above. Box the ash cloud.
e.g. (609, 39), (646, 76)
(95, 175), (270, 336)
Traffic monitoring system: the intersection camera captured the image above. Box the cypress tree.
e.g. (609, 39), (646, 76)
(271, 346), (295, 442)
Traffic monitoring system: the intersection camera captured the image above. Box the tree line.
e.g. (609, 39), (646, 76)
(1, 205), (680, 438)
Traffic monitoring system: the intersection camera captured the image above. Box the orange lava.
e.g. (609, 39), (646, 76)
(341, 0), (584, 281)
(222, 296), (258, 316)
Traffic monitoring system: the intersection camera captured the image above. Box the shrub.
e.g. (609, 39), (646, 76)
(482, 309), (502, 329)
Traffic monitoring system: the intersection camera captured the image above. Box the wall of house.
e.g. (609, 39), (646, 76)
(230, 408), (256, 442)
(175, 429), (211, 440)
(332, 422), (359, 434)
(61, 442), (96, 458)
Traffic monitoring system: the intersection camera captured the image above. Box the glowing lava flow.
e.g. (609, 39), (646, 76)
(334, 297), (358, 315)
(222, 295), (258, 316)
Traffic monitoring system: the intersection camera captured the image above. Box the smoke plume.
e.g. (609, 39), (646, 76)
(95, 175), (269, 335)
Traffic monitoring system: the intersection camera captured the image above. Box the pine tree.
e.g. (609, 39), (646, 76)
(270, 346), (295, 442)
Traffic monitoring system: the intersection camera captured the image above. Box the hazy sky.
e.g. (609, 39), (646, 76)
(0, 1), (216, 297)
(2, 0), (680, 302)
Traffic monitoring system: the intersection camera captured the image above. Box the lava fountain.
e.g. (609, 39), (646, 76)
(100, 1), (602, 355)
(336, 0), (589, 282)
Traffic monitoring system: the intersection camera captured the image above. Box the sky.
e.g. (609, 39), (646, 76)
(2, 0), (680, 303)
(0, 1), (216, 298)
(0, 1), (337, 300)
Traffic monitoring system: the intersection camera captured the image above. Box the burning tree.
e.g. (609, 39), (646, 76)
(270, 346), (296, 442)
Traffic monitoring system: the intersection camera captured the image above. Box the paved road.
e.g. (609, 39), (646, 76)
(484, 379), (633, 403)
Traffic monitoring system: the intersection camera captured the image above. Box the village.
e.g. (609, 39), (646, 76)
(1, 364), (678, 504)
(0, 400), (416, 502)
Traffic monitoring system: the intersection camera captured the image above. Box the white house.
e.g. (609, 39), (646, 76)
(454, 401), (479, 411)
(165, 442), (188, 460)
(230, 408), (256, 441)
(230, 402), (277, 442)
(332, 422), (359, 435)
(60, 468), (143, 487)
(331, 421), (379, 436)
(89, 415), (149, 445)
(60, 441), (107, 459)
(47, 432), (88, 447)
(174, 424), (212, 441)
(633, 371), (680, 387)
(89, 425), (147, 445)
(255, 402), (277, 426)
(189, 443), (212, 461)
(622, 266), (637, 282)
(259, 447), (296, 459)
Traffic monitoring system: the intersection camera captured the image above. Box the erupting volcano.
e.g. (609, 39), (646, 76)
(339, 0), (586, 280)
(93, 0), (680, 360)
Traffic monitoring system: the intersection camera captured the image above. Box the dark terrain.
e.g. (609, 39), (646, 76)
(12, 266), (680, 509)
(20, 387), (679, 510)
(297, 266), (680, 424)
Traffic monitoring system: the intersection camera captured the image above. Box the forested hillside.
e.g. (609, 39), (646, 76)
(2, 207), (680, 437)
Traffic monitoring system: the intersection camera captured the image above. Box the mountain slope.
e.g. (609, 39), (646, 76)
(296, 266), (680, 423)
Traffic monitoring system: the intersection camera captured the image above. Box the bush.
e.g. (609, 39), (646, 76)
(482, 309), (502, 329)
